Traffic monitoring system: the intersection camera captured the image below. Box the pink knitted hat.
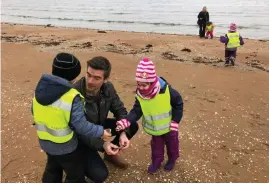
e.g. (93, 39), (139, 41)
(229, 23), (237, 32)
(136, 58), (157, 83)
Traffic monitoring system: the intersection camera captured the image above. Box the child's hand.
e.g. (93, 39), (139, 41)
(220, 36), (227, 43)
(170, 121), (179, 131)
(115, 119), (131, 131)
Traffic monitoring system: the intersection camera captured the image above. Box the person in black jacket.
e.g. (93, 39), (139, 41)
(74, 56), (138, 182)
(197, 6), (210, 38)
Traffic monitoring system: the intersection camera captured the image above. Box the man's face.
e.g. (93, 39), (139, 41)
(202, 7), (207, 12)
(85, 66), (106, 93)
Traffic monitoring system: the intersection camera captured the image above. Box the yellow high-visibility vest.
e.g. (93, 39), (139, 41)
(137, 86), (172, 136)
(227, 32), (240, 48)
(206, 24), (214, 31)
(32, 88), (84, 143)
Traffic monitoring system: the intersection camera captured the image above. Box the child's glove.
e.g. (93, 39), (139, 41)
(116, 119), (131, 131)
(170, 121), (179, 131)
(220, 36), (227, 43)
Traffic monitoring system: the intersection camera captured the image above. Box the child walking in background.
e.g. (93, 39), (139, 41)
(220, 23), (245, 66)
(115, 58), (183, 174)
(205, 21), (214, 39)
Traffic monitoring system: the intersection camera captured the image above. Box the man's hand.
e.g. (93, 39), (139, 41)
(103, 142), (120, 155)
(101, 129), (113, 142)
(119, 132), (130, 150)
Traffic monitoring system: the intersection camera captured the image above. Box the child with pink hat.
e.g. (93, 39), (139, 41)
(115, 58), (184, 174)
(220, 23), (245, 66)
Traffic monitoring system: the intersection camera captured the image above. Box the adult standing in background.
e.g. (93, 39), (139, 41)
(197, 6), (210, 38)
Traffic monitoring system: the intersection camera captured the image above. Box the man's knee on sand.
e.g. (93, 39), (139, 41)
(86, 166), (109, 183)
(42, 170), (63, 183)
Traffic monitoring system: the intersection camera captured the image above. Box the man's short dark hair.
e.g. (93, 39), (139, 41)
(87, 56), (111, 79)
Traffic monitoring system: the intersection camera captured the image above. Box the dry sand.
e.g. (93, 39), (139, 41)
(1, 23), (269, 182)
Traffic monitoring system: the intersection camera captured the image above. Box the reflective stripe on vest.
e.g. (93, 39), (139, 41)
(144, 110), (172, 121)
(50, 99), (72, 112)
(137, 85), (172, 136)
(33, 88), (84, 143)
(35, 123), (72, 137)
(142, 117), (171, 131)
(227, 32), (240, 48)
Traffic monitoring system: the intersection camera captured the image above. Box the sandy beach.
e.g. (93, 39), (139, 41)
(1, 23), (269, 182)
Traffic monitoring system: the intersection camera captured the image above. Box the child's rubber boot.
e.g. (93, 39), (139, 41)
(224, 60), (229, 67)
(148, 163), (161, 174)
(164, 160), (176, 171)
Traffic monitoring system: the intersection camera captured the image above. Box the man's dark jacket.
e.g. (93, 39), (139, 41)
(74, 77), (127, 151)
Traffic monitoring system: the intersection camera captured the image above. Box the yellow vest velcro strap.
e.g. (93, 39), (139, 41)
(35, 123), (72, 137)
(143, 121), (170, 131)
(144, 111), (172, 121)
(51, 99), (72, 111)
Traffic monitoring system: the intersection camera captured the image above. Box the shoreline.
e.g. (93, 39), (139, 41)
(2, 22), (269, 41)
(2, 22), (269, 72)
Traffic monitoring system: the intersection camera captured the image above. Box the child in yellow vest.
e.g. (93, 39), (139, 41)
(115, 58), (184, 173)
(205, 21), (214, 39)
(220, 23), (245, 66)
